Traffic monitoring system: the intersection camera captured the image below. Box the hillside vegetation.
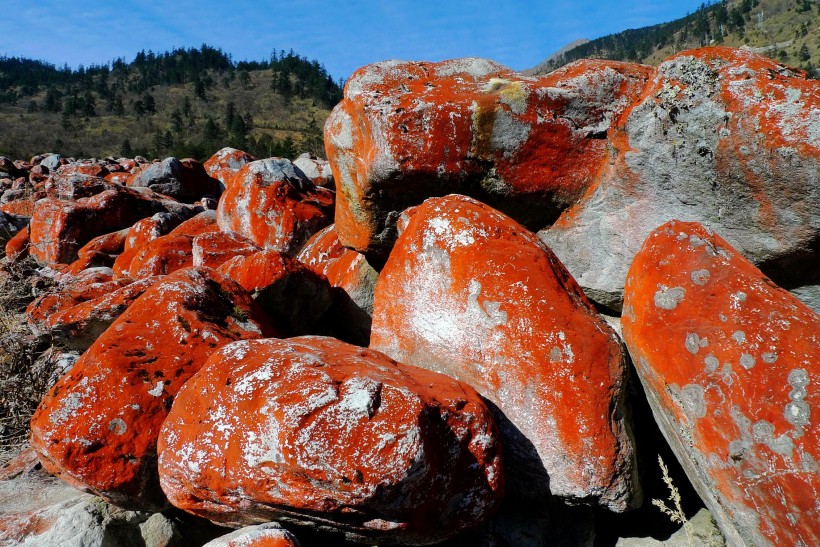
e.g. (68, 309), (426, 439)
(0, 45), (342, 161)
(528, 0), (820, 75)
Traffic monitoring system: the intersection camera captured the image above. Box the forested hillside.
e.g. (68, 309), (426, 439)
(0, 45), (343, 160)
(528, 0), (820, 75)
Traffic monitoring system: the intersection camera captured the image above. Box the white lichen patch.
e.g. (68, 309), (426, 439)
(654, 285), (686, 310)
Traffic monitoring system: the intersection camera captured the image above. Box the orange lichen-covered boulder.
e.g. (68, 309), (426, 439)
(27, 268), (120, 334)
(541, 47), (820, 311)
(202, 147), (256, 190)
(293, 153), (334, 189)
(202, 523), (301, 547)
(324, 57), (653, 257)
(216, 158), (334, 256)
(4, 225), (30, 261)
(39, 276), (162, 350)
(298, 224), (379, 345)
(64, 228), (129, 274)
(30, 268), (277, 511)
(45, 173), (114, 200)
(158, 336), (503, 544)
(28, 185), (193, 265)
(369, 195), (637, 510)
(129, 157), (221, 203)
(125, 234), (195, 279)
(217, 250), (332, 334)
(621, 220), (820, 546)
(192, 231), (260, 269)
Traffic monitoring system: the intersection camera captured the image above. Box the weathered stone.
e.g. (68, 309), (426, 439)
(192, 231), (260, 269)
(615, 508), (725, 547)
(298, 224), (378, 345)
(4, 225), (30, 260)
(622, 220), (819, 546)
(370, 194), (638, 510)
(129, 157), (221, 203)
(44, 173), (116, 200)
(203, 147), (256, 191)
(158, 336), (503, 545)
(0, 210), (27, 248)
(216, 158), (334, 255)
(30, 268), (276, 511)
(540, 47), (820, 311)
(43, 276), (161, 350)
(28, 185), (193, 265)
(217, 250), (332, 334)
(202, 523), (301, 547)
(293, 152), (334, 189)
(324, 57), (653, 257)
(125, 234), (195, 279)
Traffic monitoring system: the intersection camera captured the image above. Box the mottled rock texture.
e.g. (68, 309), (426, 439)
(541, 47), (820, 311)
(202, 522), (301, 547)
(203, 147), (257, 190)
(324, 57), (652, 257)
(622, 220), (819, 546)
(216, 158), (334, 256)
(217, 250), (333, 335)
(298, 225), (379, 345)
(158, 336), (504, 545)
(28, 184), (193, 265)
(30, 268), (275, 511)
(369, 194), (637, 510)
(129, 157), (221, 203)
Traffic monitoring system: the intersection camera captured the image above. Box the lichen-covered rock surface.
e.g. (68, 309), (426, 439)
(541, 47), (820, 311)
(216, 158), (334, 255)
(158, 336), (504, 545)
(202, 522), (301, 547)
(297, 224), (379, 345)
(369, 194), (637, 510)
(622, 220), (819, 546)
(29, 268), (276, 511)
(324, 56), (653, 257)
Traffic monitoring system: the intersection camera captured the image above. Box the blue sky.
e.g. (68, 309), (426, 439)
(2, 1), (707, 80)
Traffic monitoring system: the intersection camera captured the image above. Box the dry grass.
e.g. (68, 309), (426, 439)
(0, 256), (59, 465)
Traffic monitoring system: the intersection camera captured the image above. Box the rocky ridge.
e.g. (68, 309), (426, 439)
(0, 46), (817, 546)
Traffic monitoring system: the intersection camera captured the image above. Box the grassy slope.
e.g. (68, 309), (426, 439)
(0, 67), (330, 161)
(529, 0), (820, 74)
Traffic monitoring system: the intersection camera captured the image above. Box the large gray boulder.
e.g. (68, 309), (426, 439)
(539, 47), (819, 311)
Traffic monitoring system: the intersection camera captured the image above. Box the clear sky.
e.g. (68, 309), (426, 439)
(1, 0), (707, 80)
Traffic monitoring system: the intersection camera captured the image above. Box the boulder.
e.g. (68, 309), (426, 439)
(129, 157), (221, 203)
(28, 185), (194, 265)
(324, 57), (653, 257)
(158, 336), (503, 545)
(370, 194), (638, 510)
(216, 158), (334, 256)
(64, 228), (129, 274)
(4, 225), (29, 261)
(621, 220), (819, 546)
(27, 268), (122, 335)
(203, 523), (300, 547)
(38, 153), (63, 172)
(202, 147), (256, 190)
(44, 173), (116, 200)
(0, 210), (27, 248)
(298, 224), (379, 345)
(293, 152), (334, 189)
(540, 47), (820, 311)
(40, 276), (162, 350)
(217, 250), (332, 334)
(125, 234), (195, 279)
(53, 162), (110, 179)
(192, 231), (260, 269)
(30, 268), (277, 511)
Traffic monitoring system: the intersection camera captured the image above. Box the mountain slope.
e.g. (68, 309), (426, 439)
(528, 0), (820, 75)
(0, 45), (343, 161)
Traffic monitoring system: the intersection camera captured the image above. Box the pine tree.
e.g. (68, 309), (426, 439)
(121, 138), (133, 158)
